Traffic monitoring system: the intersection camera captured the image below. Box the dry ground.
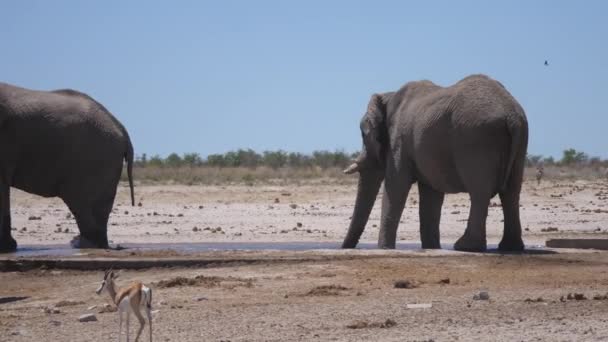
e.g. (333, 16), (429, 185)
(1, 179), (608, 341)
(7, 178), (608, 247)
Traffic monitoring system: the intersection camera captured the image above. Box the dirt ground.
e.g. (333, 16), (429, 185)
(7, 178), (608, 247)
(2, 179), (608, 341)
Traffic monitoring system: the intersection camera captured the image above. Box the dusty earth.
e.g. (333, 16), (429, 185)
(1, 179), (608, 341)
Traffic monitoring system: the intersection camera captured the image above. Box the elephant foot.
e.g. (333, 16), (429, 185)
(341, 238), (359, 249)
(498, 236), (525, 252)
(70, 234), (109, 249)
(454, 234), (486, 252)
(421, 236), (441, 249)
(0, 236), (17, 253)
(378, 242), (396, 249)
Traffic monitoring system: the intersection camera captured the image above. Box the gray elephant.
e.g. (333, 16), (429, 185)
(342, 74), (528, 252)
(0, 82), (134, 252)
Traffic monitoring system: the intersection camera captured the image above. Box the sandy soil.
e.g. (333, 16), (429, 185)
(7, 179), (608, 247)
(1, 179), (608, 341)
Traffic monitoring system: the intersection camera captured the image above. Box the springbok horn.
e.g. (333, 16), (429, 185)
(343, 162), (360, 174)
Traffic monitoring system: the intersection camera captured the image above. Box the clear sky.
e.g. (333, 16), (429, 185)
(1, 1), (606, 158)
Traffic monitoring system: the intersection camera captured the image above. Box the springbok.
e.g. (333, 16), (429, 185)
(96, 269), (153, 342)
(536, 166), (544, 185)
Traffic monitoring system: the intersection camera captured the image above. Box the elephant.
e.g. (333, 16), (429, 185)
(0, 82), (134, 252)
(342, 74), (528, 252)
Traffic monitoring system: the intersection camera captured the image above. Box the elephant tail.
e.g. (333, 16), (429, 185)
(125, 135), (135, 206)
(502, 113), (528, 192)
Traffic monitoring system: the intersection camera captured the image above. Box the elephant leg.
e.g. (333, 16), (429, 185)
(92, 191), (116, 239)
(378, 165), (412, 249)
(342, 169), (384, 248)
(69, 204), (109, 249)
(454, 195), (490, 252)
(0, 183), (17, 252)
(498, 189), (524, 251)
(418, 183), (444, 249)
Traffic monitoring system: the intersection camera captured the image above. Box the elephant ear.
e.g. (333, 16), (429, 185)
(360, 93), (388, 167)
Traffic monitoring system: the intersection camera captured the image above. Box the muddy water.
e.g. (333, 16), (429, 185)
(5, 241), (548, 258)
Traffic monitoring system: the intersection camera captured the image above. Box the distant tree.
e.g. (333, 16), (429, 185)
(148, 154), (164, 167)
(165, 153), (183, 168)
(526, 154), (543, 167)
(561, 148), (588, 165)
(263, 150), (288, 169)
(543, 156), (555, 165)
(287, 152), (312, 168)
(183, 153), (203, 167)
(237, 149), (261, 168)
(207, 154), (226, 167)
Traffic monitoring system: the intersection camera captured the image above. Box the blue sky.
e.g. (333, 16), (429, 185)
(1, 1), (606, 158)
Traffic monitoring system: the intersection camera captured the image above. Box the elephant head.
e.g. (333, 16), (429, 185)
(343, 93), (390, 175)
(342, 92), (392, 248)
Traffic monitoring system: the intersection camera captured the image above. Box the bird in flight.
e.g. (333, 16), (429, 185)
(544, 60), (549, 66)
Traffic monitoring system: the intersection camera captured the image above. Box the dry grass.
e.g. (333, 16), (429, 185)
(120, 165), (607, 186)
(122, 166), (355, 185)
(524, 165), (608, 181)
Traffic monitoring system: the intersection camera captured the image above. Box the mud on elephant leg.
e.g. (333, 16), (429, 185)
(454, 195), (490, 252)
(498, 190), (524, 251)
(70, 206), (109, 249)
(0, 184), (17, 252)
(418, 183), (444, 249)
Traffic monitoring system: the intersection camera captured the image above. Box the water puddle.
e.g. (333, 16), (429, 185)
(5, 242), (549, 258)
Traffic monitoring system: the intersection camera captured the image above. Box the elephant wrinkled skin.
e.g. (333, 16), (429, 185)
(0, 82), (135, 252)
(342, 74), (528, 252)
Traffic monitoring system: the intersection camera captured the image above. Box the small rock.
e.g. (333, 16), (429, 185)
(525, 297), (544, 303)
(439, 278), (450, 285)
(66, 213), (73, 219)
(289, 204), (298, 209)
(406, 303), (432, 309)
(296, 222), (303, 228)
(177, 213), (184, 217)
(394, 280), (417, 289)
(43, 306), (61, 314)
(192, 227), (199, 232)
(195, 296), (208, 302)
(78, 314), (97, 322)
(55, 300), (84, 307)
(87, 305), (97, 311)
(567, 293), (587, 301)
(98, 304), (116, 313)
(198, 205), (204, 209)
(274, 198), (280, 203)
(138, 202), (143, 207)
(473, 291), (490, 300)
(28, 216), (41, 221)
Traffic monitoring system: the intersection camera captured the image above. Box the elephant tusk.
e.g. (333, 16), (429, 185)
(343, 163), (360, 174)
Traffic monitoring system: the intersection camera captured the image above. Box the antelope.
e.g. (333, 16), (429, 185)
(96, 269), (153, 342)
(536, 165), (544, 185)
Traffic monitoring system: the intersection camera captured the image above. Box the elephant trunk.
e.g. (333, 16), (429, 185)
(342, 168), (384, 248)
